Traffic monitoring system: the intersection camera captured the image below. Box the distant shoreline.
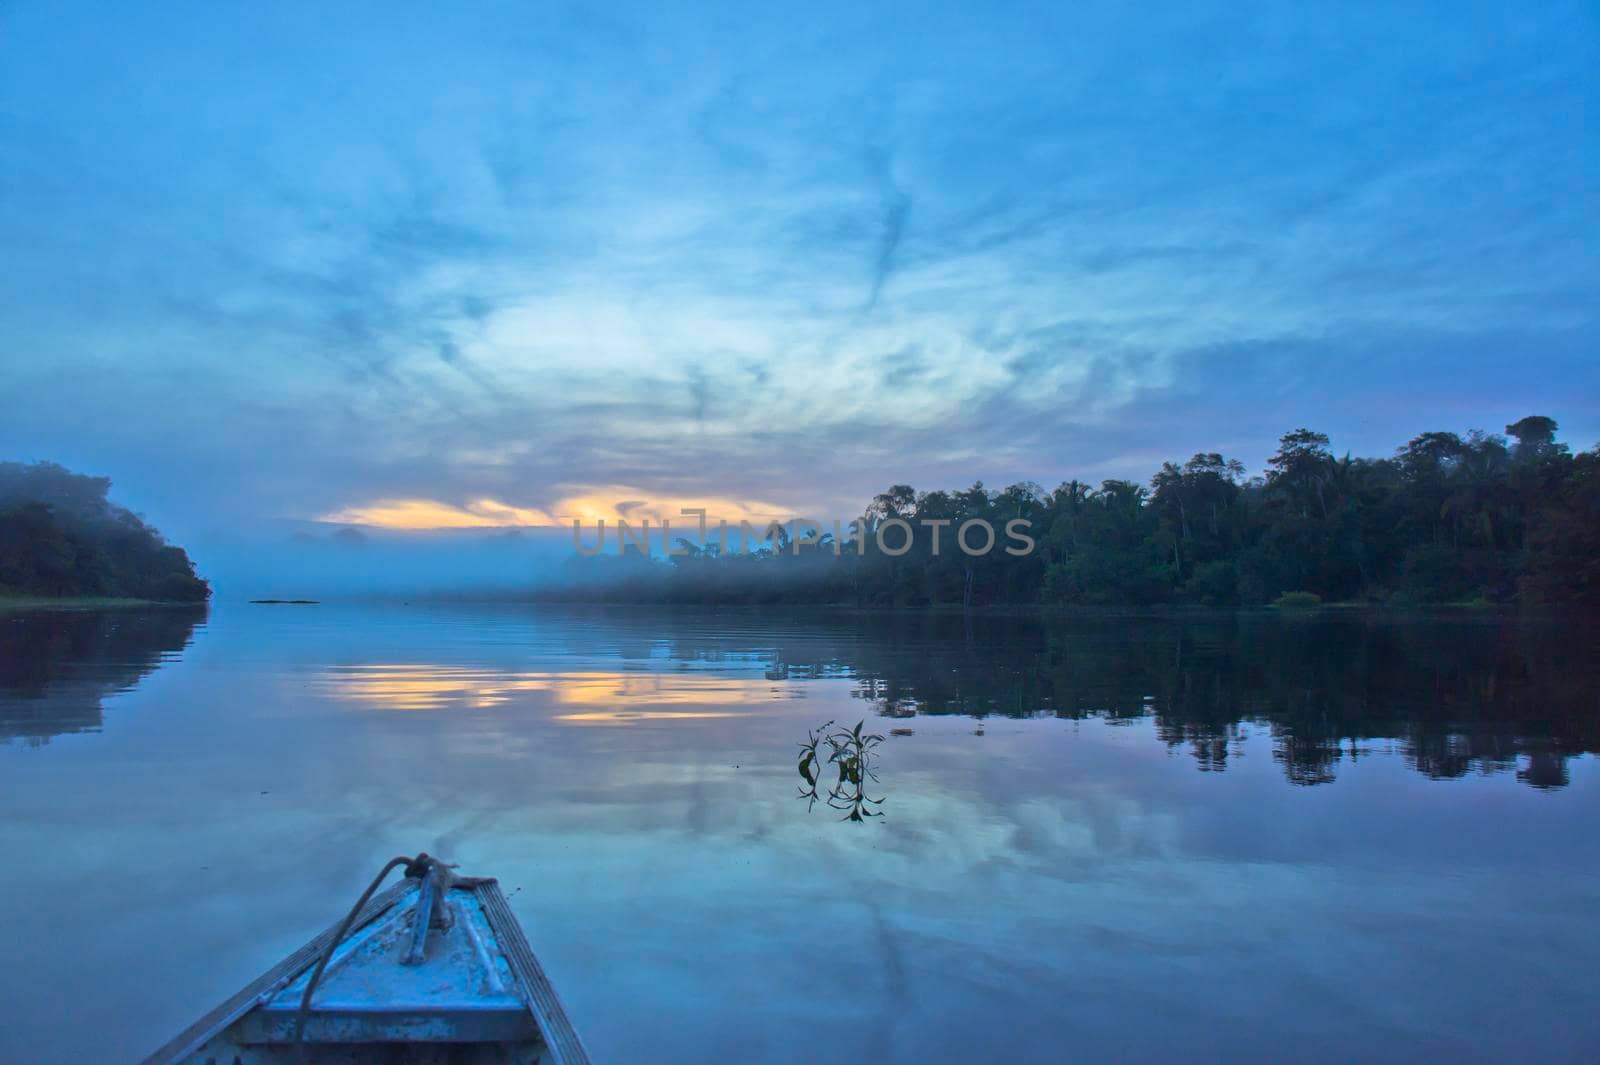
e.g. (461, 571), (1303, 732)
(239, 595), (1532, 618)
(0, 593), (205, 612)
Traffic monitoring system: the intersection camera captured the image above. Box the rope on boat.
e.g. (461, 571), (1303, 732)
(290, 852), (438, 1053)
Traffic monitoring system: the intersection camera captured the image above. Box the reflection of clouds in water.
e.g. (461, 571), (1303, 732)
(554, 671), (788, 729)
(876, 790), (1182, 876)
(312, 668), (1187, 877)
(202, 619), (1600, 1062)
(316, 665), (549, 710)
(555, 711), (743, 725)
(317, 664), (785, 715)
(10, 605), (1599, 1064)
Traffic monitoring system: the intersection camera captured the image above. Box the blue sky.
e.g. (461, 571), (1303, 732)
(1, 2), (1595, 543)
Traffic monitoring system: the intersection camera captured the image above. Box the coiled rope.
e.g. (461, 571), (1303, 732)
(291, 852), (438, 1055)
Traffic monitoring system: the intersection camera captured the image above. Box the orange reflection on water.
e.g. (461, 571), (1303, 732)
(319, 664), (782, 718)
(318, 665), (552, 710)
(550, 672), (773, 708)
(552, 710), (743, 726)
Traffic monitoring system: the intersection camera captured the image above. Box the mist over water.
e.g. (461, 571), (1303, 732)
(187, 524), (580, 600)
(2, 602), (1596, 1063)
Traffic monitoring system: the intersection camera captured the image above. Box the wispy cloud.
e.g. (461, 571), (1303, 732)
(0, 1), (1594, 547)
(321, 486), (802, 530)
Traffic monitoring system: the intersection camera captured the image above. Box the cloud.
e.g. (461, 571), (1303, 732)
(320, 498), (558, 529)
(319, 486), (805, 530)
(862, 143), (910, 313)
(0, 0), (1594, 555)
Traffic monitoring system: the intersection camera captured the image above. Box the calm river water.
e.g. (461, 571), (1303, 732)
(2, 603), (1597, 1063)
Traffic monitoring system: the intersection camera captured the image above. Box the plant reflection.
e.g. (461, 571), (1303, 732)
(798, 719), (885, 821)
(658, 611), (1599, 789)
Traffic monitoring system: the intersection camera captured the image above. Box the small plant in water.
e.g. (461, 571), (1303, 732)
(798, 719), (886, 821)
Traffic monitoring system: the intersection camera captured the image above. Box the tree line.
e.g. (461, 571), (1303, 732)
(542, 415), (1598, 608)
(0, 462), (211, 602)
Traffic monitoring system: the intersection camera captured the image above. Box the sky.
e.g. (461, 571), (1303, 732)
(1, 1), (1596, 552)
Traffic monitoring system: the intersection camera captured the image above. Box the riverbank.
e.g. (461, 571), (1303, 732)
(0, 593), (200, 612)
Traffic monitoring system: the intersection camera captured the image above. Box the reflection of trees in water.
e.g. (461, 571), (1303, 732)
(0, 607), (207, 745)
(649, 611), (1599, 790)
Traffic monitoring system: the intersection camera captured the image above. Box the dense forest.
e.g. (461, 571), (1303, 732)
(0, 462), (210, 602)
(544, 416), (1598, 609)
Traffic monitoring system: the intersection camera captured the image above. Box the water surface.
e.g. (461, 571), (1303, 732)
(2, 604), (1597, 1063)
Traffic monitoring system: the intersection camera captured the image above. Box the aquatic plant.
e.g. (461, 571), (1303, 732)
(797, 719), (885, 821)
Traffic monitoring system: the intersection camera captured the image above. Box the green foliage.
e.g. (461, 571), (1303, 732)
(0, 462), (210, 602)
(1272, 591), (1323, 610)
(1519, 448), (1600, 606)
(1186, 560), (1240, 606)
(537, 417), (1597, 611)
(1399, 544), (1472, 604)
(797, 719), (885, 821)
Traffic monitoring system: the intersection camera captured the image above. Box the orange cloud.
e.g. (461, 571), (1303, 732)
(546, 486), (797, 526)
(319, 486), (805, 530)
(318, 497), (557, 528)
